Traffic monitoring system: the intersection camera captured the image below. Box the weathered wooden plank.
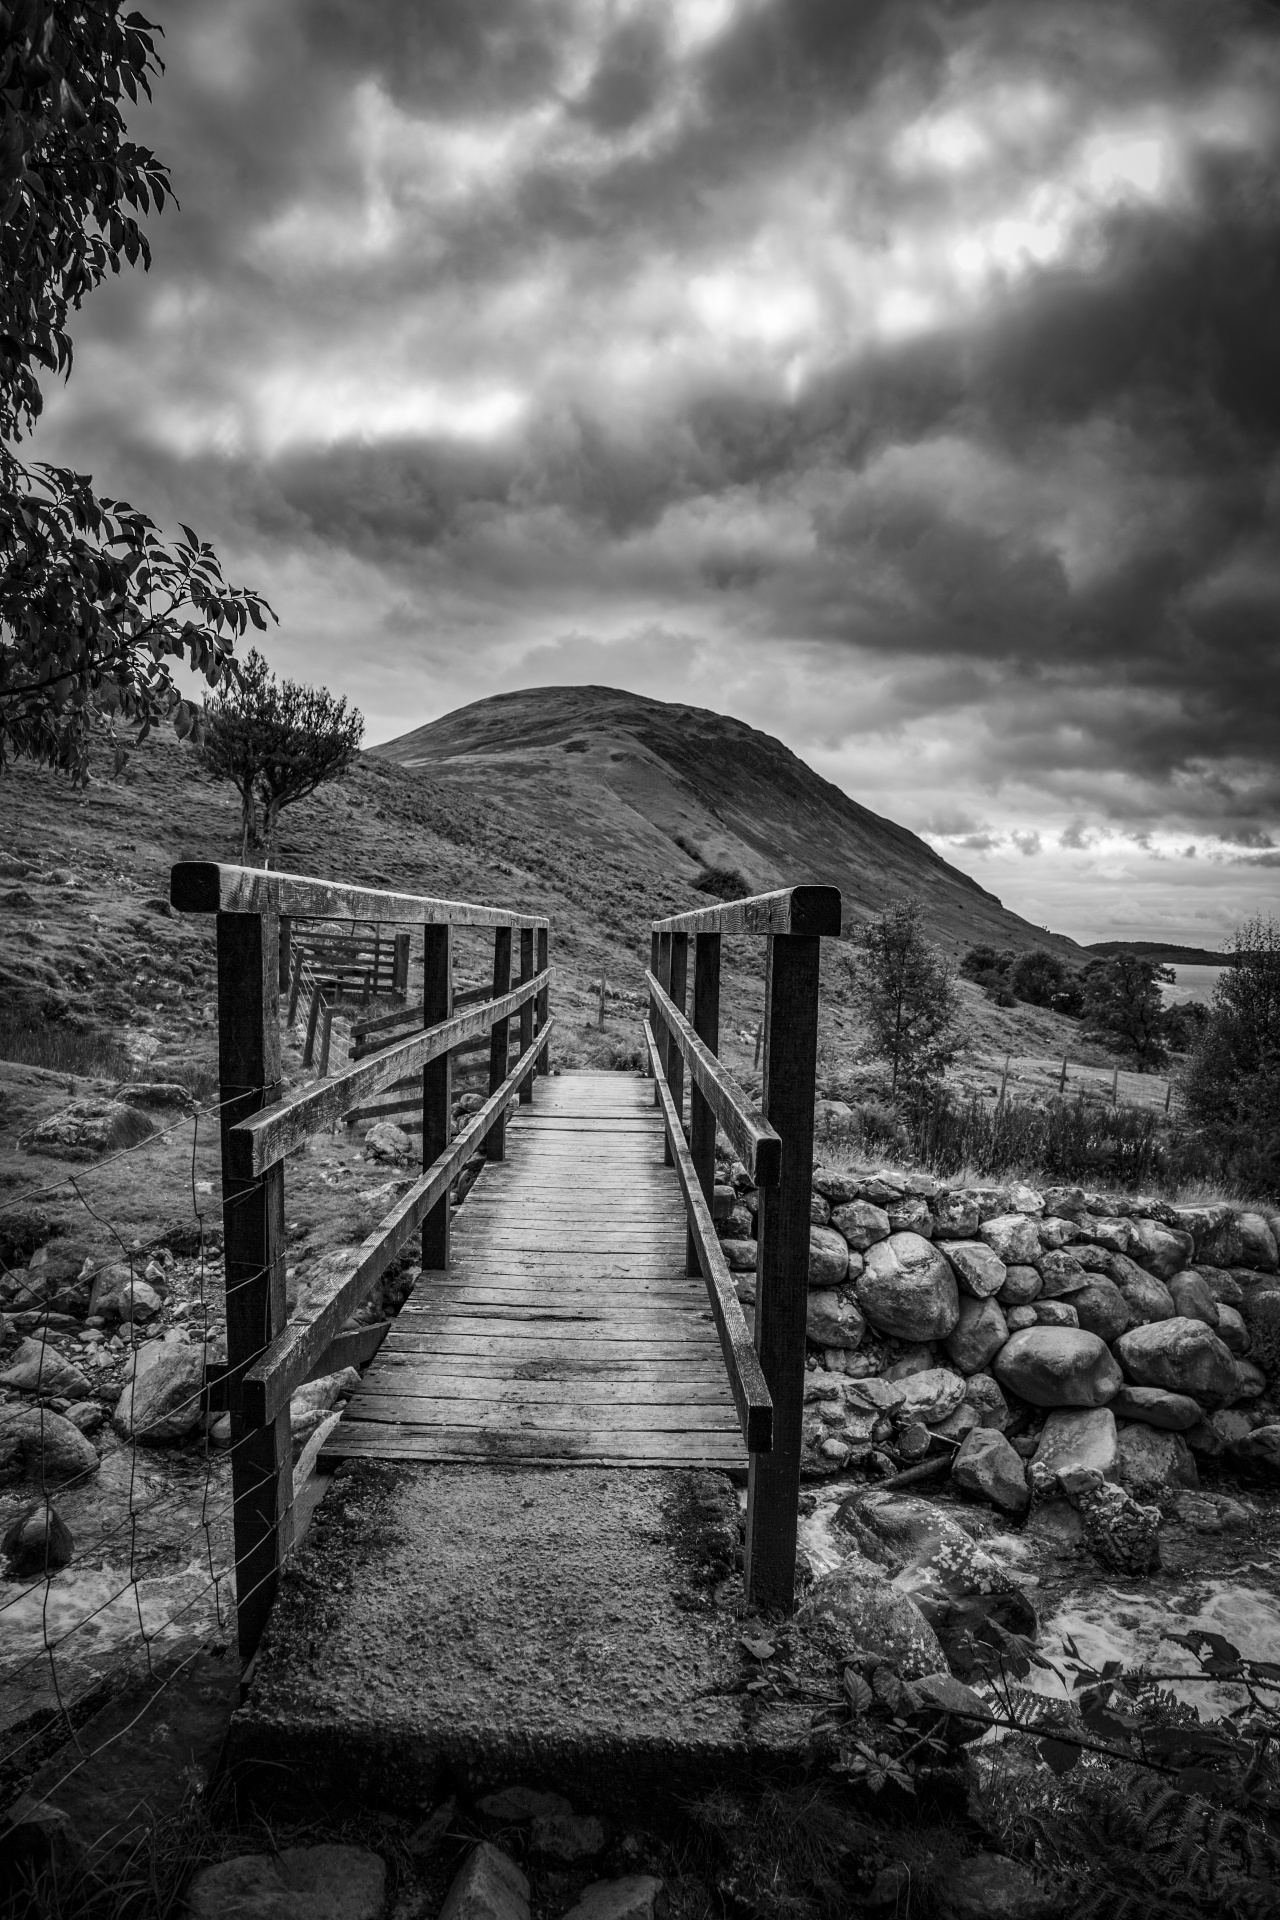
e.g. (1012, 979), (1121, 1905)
(239, 1020), (553, 1425)
(644, 1019), (772, 1454)
(342, 1399), (741, 1431)
(651, 885), (841, 939)
(230, 968), (549, 1175)
(309, 1320), (391, 1378)
(321, 1426), (744, 1463)
(646, 970), (779, 1187)
(357, 1352), (728, 1379)
(171, 862), (550, 929)
(353, 1372), (734, 1402)
(376, 1335), (720, 1359)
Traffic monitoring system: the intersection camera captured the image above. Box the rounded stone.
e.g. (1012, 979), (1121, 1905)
(895, 1367), (967, 1425)
(998, 1264), (1042, 1306)
(1033, 1300), (1079, 1328)
(992, 1327), (1123, 1409)
(1114, 1318), (1240, 1409)
(3, 1501), (74, 1577)
(185, 1844), (387, 1920)
(1109, 1385), (1201, 1430)
(1105, 1255), (1175, 1325)
(829, 1200), (891, 1252)
(1035, 1251), (1088, 1297)
(1198, 1210), (1278, 1273)
(1168, 1271), (1219, 1328)
(962, 1372), (1009, 1430)
(943, 1241), (1007, 1299)
(806, 1290), (864, 1349)
(112, 1332), (205, 1444)
(1030, 1407), (1118, 1493)
(0, 1407), (99, 1483)
(979, 1213), (1041, 1266)
(1117, 1424), (1198, 1496)
(88, 1262), (162, 1325)
(1214, 1304), (1250, 1356)
(803, 1552), (947, 1679)
(1006, 1305), (1038, 1330)
(886, 1195), (934, 1237)
(1069, 1276), (1130, 1344)
(945, 1296), (1009, 1374)
(855, 1233), (960, 1342)
(951, 1427), (1029, 1513)
(808, 1226), (849, 1289)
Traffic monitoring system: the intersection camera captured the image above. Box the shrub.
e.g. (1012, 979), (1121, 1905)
(0, 1018), (130, 1081)
(1182, 915), (1280, 1193)
(850, 899), (967, 1093)
(692, 865), (752, 900)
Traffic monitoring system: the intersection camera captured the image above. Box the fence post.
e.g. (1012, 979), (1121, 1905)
(536, 927), (550, 1075)
(649, 932), (661, 1091)
(287, 950), (304, 1026)
(422, 925), (452, 1270)
(216, 907), (291, 1660)
(664, 932), (688, 1167)
(598, 976), (606, 1029)
(487, 928), (512, 1159)
(1112, 1065), (1119, 1107)
(744, 931), (820, 1614)
(656, 931), (673, 1148)
(317, 1002), (333, 1078)
(278, 914), (291, 993)
(688, 932), (721, 1278)
(519, 928), (534, 1103)
(302, 981), (323, 1068)
(1059, 1056), (1067, 1096)
(393, 931), (411, 999)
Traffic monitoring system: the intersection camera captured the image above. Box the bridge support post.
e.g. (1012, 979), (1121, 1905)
(744, 932), (820, 1614)
(422, 924), (452, 1271)
(487, 927), (512, 1159)
(519, 928), (535, 1103)
(656, 932), (673, 1156)
(664, 933), (688, 1167)
(536, 927), (550, 1075)
(687, 932), (721, 1278)
(216, 907), (292, 1660)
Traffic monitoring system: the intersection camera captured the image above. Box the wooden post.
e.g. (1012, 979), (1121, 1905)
(656, 931), (673, 1139)
(422, 925), (452, 1270)
(688, 932), (721, 1278)
(753, 1021), (762, 1069)
(997, 1053), (1010, 1107)
(598, 976), (606, 1029)
(519, 928), (534, 1104)
(744, 932), (820, 1614)
(287, 950), (304, 1026)
(317, 1002), (333, 1078)
(649, 931), (661, 1092)
(216, 908), (291, 1660)
(665, 933), (688, 1168)
(302, 981), (323, 1068)
(278, 914), (291, 993)
(1059, 1055), (1068, 1096)
(1165, 1079), (1173, 1115)
(536, 927), (550, 1075)
(1112, 1064), (1119, 1107)
(487, 927), (512, 1159)
(393, 931), (411, 999)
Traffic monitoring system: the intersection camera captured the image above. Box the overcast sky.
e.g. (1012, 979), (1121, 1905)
(31, 0), (1280, 945)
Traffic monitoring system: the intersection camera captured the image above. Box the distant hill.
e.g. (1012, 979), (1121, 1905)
(373, 686), (1083, 958)
(1086, 941), (1234, 967)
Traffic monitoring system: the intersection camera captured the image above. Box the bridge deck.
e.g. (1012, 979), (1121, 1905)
(323, 1073), (746, 1468)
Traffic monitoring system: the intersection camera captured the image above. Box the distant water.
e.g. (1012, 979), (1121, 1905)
(1163, 963), (1227, 1006)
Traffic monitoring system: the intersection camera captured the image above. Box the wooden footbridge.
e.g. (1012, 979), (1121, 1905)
(171, 864), (841, 1666)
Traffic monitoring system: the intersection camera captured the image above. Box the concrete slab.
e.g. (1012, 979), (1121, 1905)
(225, 1462), (818, 1815)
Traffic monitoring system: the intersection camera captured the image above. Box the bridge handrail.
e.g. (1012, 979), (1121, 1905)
(643, 1020), (772, 1453)
(171, 860), (549, 929)
(645, 970), (779, 1187)
(651, 884), (840, 938)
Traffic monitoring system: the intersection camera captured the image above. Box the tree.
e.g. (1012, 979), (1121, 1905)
(1082, 952), (1173, 1068)
(849, 898), (966, 1093)
(1183, 916), (1280, 1179)
(0, 2), (271, 782)
(203, 649), (363, 862)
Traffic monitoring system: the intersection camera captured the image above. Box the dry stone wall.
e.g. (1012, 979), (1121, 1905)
(714, 1161), (1280, 1510)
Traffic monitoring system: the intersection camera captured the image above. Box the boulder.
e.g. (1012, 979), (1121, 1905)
(0, 1337), (90, 1400)
(1041, 1186), (1089, 1221)
(1109, 1385), (1201, 1430)
(856, 1234), (960, 1342)
(364, 1120), (412, 1163)
(563, 1879), (664, 1920)
(1129, 1217), (1195, 1279)
(808, 1226), (849, 1288)
(952, 1428), (1029, 1513)
(88, 1262), (162, 1325)
(1114, 1318), (1239, 1409)
(25, 1100), (155, 1155)
(839, 1496), (1036, 1651)
(998, 1264), (1043, 1306)
(0, 1406), (98, 1483)
(1214, 1304), (1250, 1356)
(1240, 1287), (1280, 1375)
(886, 1195), (934, 1237)
(1198, 1210), (1278, 1273)
(1168, 1271), (1219, 1328)
(829, 1200), (891, 1252)
(1006, 1306), (1038, 1331)
(993, 1328), (1122, 1408)
(185, 1845), (387, 1920)
(979, 1213), (1041, 1265)
(720, 1240), (757, 1272)
(809, 1192), (831, 1226)
(1233, 1357), (1266, 1399)
(3, 1501), (74, 1576)
(1030, 1408), (1119, 1492)
(1092, 1216), (1140, 1257)
(858, 1174), (906, 1206)
(843, 1376), (906, 1414)
(1033, 1301), (1078, 1328)
(931, 1402), (979, 1445)
(884, 1344), (939, 1379)
(1104, 1254), (1175, 1325)
(810, 1170), (864, 1206)
(1226, 1424), (1280, 1481)
(1035, 1251), (1088, 1297)
(943, 1241), (1007, 1299)
(1078, 1479), (1161, 1576)
(112, 1333), (205, 1443)
(914, 1671), (992, 1742)
(806, 1291), (864, 1349)
(1037, 1216), (1083, 1251)
(1117, 1424), (1198, 1496)
(895, 1367), (967, 1426)
(437, 1843), (530, 1920)
(932, 1190), (981, 1241)
(1200, 1266), (1244, 1306)
(945, 1297), (1009, 1373)
(962, 1372), (1009, 1430)
(802, 1550), (947, 1678)
(1069, 1276), (1130, 1344)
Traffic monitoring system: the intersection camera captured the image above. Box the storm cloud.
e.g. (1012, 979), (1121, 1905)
(30, 0), (1280, 941)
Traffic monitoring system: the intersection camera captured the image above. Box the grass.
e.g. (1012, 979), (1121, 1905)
(0, 1022), (131, 1084)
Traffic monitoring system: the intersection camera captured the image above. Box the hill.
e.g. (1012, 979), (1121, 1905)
(372, 686), (1081, 960)
(1086, 941), (1233, 967)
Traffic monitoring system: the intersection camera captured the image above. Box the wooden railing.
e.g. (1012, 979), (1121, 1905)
(170, 861), (552, 1658)
(646, 883), (841, 1612)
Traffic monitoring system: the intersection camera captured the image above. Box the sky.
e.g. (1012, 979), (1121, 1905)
(29, 0), (1280, 947)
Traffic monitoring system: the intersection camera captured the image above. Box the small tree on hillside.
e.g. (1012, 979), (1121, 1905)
(849, 898), (966, 1093)
(1082, 952), (1173, 1069)
(1183, 916), (1280, 1179)
(203, 649), (363, 861)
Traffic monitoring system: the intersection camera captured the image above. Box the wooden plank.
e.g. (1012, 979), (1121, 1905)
(217, 907), (291, 1661)
(171, 861), (550, 929)
(651, 885), (841, 938)
(239, 1020), (553, 1425)
(308, 1320), (391, 1379)
(646, 970), (779, 1187)
(353, 1373), (735, 1403)
(343, 1399), (741, 1431)
(376, 1336), (719, 1359)
(229, 968), (549, 1175)
(354, 1353), (728, 1379)
(745, 933), (821, 1614)
(644, 1019), (771, 1454)
(321, 1426), (744, 1464)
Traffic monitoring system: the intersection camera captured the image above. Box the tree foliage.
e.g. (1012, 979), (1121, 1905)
(1182, 916), (1280, 1187)
(1083, 952), (1173, 1069)
(849, 898), (966, 1093)
(0, 1), (271, 781)
(203, 648), (363, 861)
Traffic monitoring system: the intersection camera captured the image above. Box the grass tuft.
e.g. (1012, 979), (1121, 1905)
(0, 1021), (132, 1083)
